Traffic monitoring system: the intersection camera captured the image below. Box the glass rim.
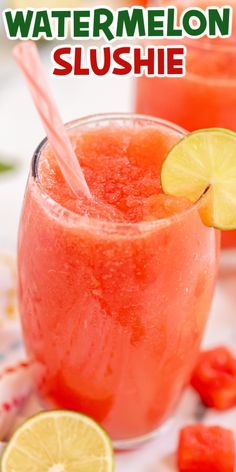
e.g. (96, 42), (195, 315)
(32, 112), (211, 234)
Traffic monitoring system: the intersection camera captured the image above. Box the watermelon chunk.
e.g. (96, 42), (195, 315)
(191, 346), (236, 410)
(177, 424), (235, 472)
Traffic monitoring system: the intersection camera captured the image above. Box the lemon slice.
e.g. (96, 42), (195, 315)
(161, 128), (236, 230)
(1, 410), (114, 472)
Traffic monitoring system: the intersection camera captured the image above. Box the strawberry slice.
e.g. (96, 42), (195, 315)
(191, 346), (236, 410)
(177, 424), (235, 472)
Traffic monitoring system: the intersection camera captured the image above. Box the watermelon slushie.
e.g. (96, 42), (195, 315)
(18, 115), (218, 444)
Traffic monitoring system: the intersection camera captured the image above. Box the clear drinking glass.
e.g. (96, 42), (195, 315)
(18, 114), (219, 447)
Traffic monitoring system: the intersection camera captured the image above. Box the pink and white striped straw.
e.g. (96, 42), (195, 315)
(13, 41), (91, 199)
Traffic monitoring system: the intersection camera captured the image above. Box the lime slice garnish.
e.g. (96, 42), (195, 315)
(1, 410), (114, 472)
(161, 128), (236, 230)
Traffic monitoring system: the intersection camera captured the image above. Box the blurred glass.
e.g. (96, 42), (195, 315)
(135, 0), (236, 248)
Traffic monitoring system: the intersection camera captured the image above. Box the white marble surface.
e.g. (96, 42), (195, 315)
(0, 40), (236, 471)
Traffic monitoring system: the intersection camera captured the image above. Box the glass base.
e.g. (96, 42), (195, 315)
(112, 417), (174, 451)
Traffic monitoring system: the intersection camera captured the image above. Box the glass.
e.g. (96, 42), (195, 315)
(135, 0), (236, 248)
(18, 114), (219, 447)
